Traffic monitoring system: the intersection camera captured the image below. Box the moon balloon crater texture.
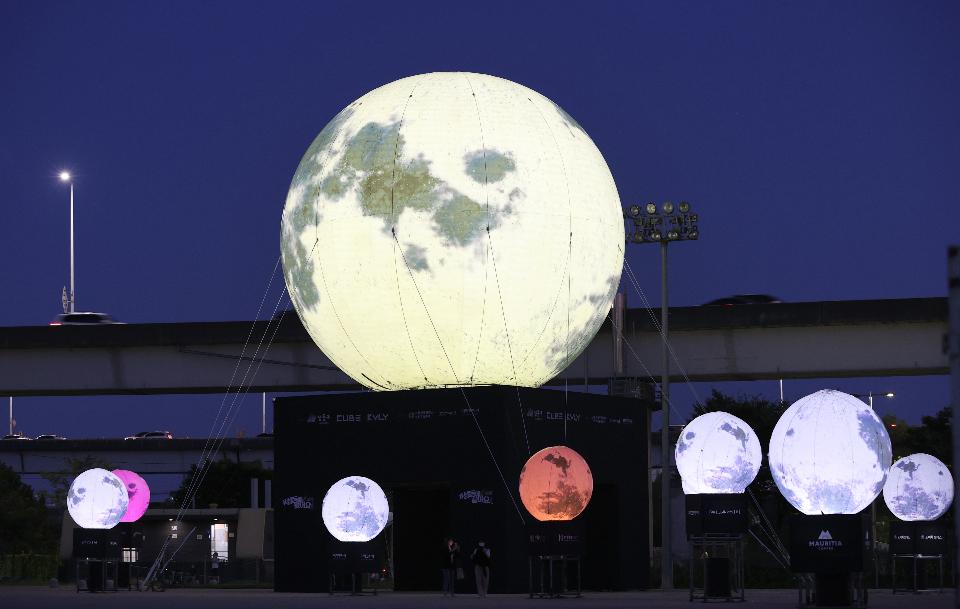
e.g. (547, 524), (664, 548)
(281, 72), (624, 390)
(67, 468), (129, 529)
(675, 411), (762, 494)
(883, 453), (953, 521)
(321, 476), (389, 542)
(519, 445), (594, 521)
(769, 389), (892, 515)
(113, 469), (150, 523)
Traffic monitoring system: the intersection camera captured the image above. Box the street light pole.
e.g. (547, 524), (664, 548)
(659, 238), (672, 590)
(623, 200), (698, 591)
(59, 171), (75, 313)
(69, 179), (75, 313)
(852, 389), (895, 590)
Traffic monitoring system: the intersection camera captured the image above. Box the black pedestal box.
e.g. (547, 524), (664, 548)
(685, 494), (749, 537)
(890, 520), (948, 555)
(73, 528), (123, 560)
(790, 514), (863, 607)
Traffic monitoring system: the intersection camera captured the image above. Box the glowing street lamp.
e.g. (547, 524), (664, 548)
(845, 390), (896, 411)
(58, 170), (75, 313)
(623, 201), (699, 590)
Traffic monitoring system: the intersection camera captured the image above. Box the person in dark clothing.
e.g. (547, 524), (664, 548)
(471, 540), (492, 597)
(441, 537), (460, 596)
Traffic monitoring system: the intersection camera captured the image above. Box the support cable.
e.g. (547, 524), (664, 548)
(621, 255), (707, 411)
(177, 255), (281, 503)
(394, 231), (527, 525)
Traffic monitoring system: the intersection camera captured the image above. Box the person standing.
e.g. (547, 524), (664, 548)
(441, 537), (460, 596)
(471, 540), (491, 597)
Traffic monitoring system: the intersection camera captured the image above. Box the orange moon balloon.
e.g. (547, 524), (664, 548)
(519, 445), (594, 521)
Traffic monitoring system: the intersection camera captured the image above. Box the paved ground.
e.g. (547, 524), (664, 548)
(0, 587), (955, 609)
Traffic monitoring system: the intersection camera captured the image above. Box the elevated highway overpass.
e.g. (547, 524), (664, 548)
(0, 437), (273, 475)
(0, 297), (947, 396)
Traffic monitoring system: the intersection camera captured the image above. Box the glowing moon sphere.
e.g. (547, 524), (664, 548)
(67, 468), (129, 529)
(321, 476), (389, 542)
(883, 453), (954, 521)
(113, 469), (150, 523)
(519, 445), (594, 521)
(676, 411), (762, 494)
(769, 389), (892, 515)
(281, 72), (624, 390)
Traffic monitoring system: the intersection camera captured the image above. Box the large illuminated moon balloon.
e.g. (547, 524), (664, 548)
(281, 72), (624, 390)
(676, 411), (762, 494)
(883, 453), (954, 521)
(321, 476), (389, 542)
(67, 468), (129, 529)
(112, 469), (150, 523)
(769, 389), (892, 515)
(519, 445), (594, 521)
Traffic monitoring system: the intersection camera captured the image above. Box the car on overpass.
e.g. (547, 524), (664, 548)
(49, 312), (122, 325)
(124, 430), (173, 440)
(703, 294), (782, 306)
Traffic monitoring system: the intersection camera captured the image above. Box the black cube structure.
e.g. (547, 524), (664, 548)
(274, 386), (649, 593)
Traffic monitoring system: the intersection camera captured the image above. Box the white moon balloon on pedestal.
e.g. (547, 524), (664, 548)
(675, 411), (762, 494)
(67, 468), (129, 529)
(883, 453), (953, 521)
(321, 476), (389, 542)
(281, 72), (624, 390)
(769, 389), (892, 515)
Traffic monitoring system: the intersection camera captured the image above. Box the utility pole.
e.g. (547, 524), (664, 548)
(623, 201), (699, 590)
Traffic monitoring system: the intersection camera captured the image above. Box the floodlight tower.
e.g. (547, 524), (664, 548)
(623, 201), (699, 590)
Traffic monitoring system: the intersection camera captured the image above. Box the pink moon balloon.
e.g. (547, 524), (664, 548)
(113, 469), (150, 522)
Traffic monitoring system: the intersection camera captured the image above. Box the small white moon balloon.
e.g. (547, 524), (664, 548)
(675, 411), (762, 494)
(321, 476), (389, 542)
(769, 389), (892, 515)
(67, 468), (129, 529)
(280, 72), (624, 390)
(883, 453), (954, 521)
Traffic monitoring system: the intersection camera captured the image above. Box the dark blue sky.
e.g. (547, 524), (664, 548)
(2, 1), (958, 448)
